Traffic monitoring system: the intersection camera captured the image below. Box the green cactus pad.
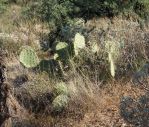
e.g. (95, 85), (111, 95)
(55, 42), (70, 60)
(55, 42), (68, 51)
(52, 94), (69, 112)
(19, 46), (39, 68)
(105, 40), (120, 77)
(53, 82), (68, 96)
(91, 42), (100, 53)
(105, 40), (120, 60)
(53, 53), (59, 60)
(108, 53), (115, 77)
(74, 33), (85, 55)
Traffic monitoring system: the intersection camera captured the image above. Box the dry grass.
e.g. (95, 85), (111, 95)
(4, 55), (149, 127)
(24, 79), (146, 127)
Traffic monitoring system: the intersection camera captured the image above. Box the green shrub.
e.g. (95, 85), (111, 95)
(0, 0), (9, 14)
(135, 0), (149, 19)
(30, 0), (74, 28)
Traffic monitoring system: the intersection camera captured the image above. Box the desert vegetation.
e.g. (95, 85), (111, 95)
(0, 0), (149, 127)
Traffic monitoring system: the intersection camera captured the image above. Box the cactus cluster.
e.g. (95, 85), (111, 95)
(19, 33), (86, 69)
(19, 34), (122, 79)
(52, 82), (69, 112)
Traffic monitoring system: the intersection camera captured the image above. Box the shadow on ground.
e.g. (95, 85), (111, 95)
(120, 92), (149, 126)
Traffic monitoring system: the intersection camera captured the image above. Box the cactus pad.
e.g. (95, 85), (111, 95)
(53, 82), (68, 96)
(55, 42), (68, 51)
(108, 53), (115, 77)
(74, 33), (85, 55)
(91, 42), (99, 53)
(52, 94), (69, 112)
(55, 42), (69, 60)
(105, 41), (120, 77)
(19, 46), (39, 68)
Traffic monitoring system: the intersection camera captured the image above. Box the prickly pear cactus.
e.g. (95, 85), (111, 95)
(74, 33), (85, 55)
(54, 42), (69, 60)
(105, 41), (120, 59)
(105, 40), (120, 77)
(53, 82), (68, 96)
(53, 53), (59, 60)
(19, 46), (39, 68)
(52, 94), (69, 112)
(108, 53), (115, 77)
(91, 42), (100, 53)
(55, 42), (68, 51)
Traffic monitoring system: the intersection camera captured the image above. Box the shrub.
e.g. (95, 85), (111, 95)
(0, 0), (9, 14)
(135, 0), (149, 19)
(29, 0), (74, 29)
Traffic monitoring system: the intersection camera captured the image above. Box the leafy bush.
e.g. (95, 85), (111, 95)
(135, 0), (149, 19)
(24, 0), (149, 22)
(0, 0), (9, 14)
(8, 0), (33, 5)
(29, 0), (74, 28)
